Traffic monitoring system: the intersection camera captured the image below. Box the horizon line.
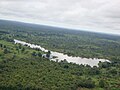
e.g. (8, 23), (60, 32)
(0, 18), (120, 36)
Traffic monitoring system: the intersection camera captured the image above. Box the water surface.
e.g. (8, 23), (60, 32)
(14, 39), (110, 67)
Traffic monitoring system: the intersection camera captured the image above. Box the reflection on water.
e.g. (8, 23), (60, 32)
(14, 39), (110, 67)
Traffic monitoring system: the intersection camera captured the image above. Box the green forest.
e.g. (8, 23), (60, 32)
(0, 20), (120, 90)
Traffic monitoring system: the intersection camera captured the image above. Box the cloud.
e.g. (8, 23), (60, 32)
(0, 0), (120, 35)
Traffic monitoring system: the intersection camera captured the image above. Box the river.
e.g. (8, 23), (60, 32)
(14, 39), (110, 67)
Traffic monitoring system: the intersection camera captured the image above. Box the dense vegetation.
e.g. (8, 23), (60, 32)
(0, 20), (120, 90)
(0, 20), (120, 60)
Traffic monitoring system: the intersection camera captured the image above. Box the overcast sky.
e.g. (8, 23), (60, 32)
(0, 0), (120, 35)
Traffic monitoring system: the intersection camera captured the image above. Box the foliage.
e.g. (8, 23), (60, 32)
(0, 20), (120, 90)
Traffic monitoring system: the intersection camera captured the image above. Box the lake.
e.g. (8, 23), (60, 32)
(14, 39), (110, 67)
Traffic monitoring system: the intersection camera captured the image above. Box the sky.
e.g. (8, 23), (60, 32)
(0, 0), (120, 35)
